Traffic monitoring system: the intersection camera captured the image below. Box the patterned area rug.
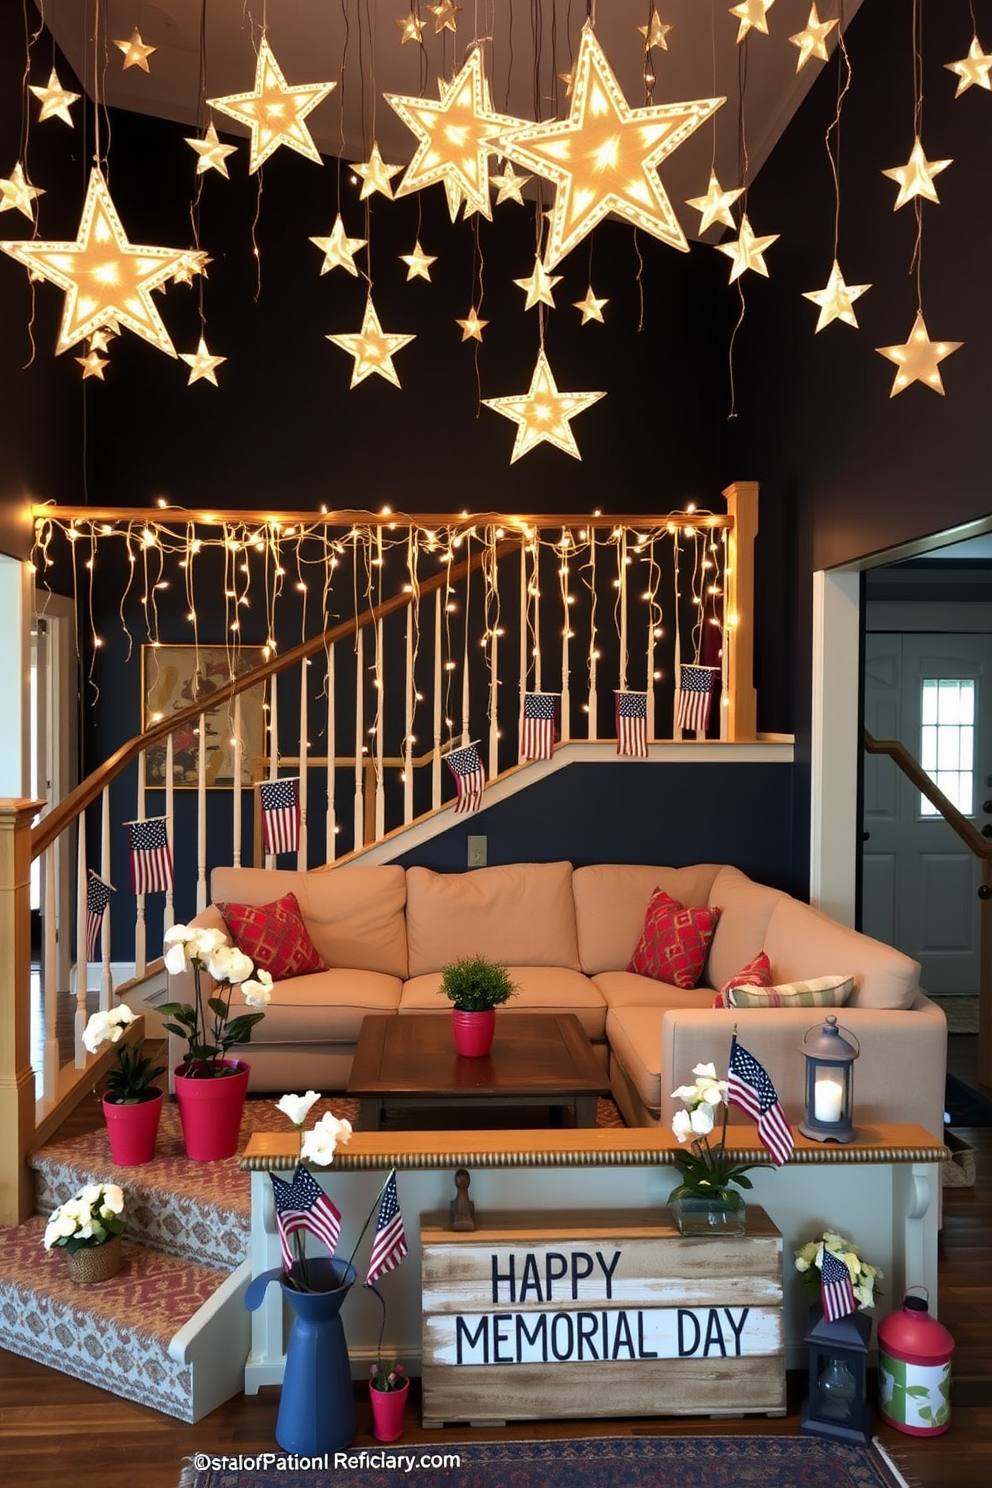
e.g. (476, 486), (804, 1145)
(179, 1435), (909, 1488)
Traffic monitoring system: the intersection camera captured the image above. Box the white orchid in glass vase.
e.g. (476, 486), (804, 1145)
(668, 1061), (756, 1213)
(160, 923), (273, 1078)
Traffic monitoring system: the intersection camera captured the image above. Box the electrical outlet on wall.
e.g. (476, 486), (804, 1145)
(467, 835), (487, 868)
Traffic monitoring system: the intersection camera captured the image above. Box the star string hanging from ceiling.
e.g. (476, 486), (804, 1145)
(0, 162), (44, 220)
(399, 241), (436, 280)
(945, 35), (992, 95)
(309, 214), (367, 275)
(326, 299), (416, 388)
(493, 22), (723, 268)
(207, 37), (334, 173)
(789, 5), (837, 71)
(729, 1), (776, 44)
(0, 168), (199, 357)
(115, 29), (157, 72)
(29, 69), (80, 125)
(350, 143), (402, 199)
(180, 337), (227, 386)
(185, 121), (238, 177)
(882, 138), (951, 209)
(638, 11), (674, 52)
(685, 171), (742, 232)
(875, 311), (961, 397)
(482, 349), (605, 463)
(715, 214), (779, 279)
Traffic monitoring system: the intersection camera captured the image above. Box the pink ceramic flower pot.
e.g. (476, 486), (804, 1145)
(369, 1378), (409, 1442)
(102, 1089), (163, 1166)
(451, 1008), (496, 1057)
(173, 1059), (250, 1160)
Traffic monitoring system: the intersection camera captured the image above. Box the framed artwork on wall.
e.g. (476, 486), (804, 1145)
(141, 644), (266, 788)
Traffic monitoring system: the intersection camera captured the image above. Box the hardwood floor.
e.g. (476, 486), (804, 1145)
(2, 1036), (989, 1488)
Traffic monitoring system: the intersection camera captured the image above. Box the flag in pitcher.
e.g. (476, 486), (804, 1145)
(365, 1171), (407, 1286)
(127, 817), (173, 895)
(521, 692), (559, 760)
(260, 775), (301, 854)
(85, 872), (115, 961)
(444, 742), (485, 813)
(270, 1163), (342, 1272)
(675, 664), (719, 734)
(615, 690), (648, 757)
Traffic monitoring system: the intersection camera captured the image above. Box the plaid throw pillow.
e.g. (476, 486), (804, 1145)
(217, 892), (326, 981)
(712, 952), (772, 1008)
(728, 974), (854, 1009)
(627, 889), (721, 990)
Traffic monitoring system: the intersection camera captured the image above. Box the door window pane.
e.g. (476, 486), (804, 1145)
(920, 678), (975, 816)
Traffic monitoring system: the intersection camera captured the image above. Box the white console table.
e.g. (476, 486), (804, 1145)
(239, 1123), (946, 1394)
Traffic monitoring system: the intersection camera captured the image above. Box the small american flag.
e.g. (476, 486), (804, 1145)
(727, 1037), (795, 1166)
(820, 1247), (858, 1322)
(85, 872), (115, 962)
(270, 1163), (342, 1272)
(444, 742), (485, 813)
(260, 776), (301, 854)
(365, 1171), (407, 1286)
(676, 664), (719, 734)
(615, 690), (648, 757)
(521, 692), (559, 760)
(127, 817), (173, 895)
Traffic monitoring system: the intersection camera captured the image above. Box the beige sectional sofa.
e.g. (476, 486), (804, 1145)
(167, 860), (947, 1141)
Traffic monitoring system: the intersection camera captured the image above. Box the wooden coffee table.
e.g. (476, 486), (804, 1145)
(347, 1013), (609, 1130)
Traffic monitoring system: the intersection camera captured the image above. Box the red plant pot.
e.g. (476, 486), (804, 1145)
(369, 1379), (410, 1442)
(451, 1008), (496, 1058)
(173, 1059), (250, 1160)
(102, 1089), (163, 1166)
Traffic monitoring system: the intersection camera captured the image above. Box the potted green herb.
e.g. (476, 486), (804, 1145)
(438, 954), (517, 1056)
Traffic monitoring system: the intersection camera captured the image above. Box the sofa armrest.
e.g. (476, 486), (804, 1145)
(659, 993), (947, 1142)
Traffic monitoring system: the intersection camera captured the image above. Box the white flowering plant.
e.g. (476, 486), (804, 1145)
(160, 923), (273, 1078)
(83, 1005), (165, 1104)
(795, 1229), (883, 1310)
(43, 1183), (125, 1253)
(668, 1061), (757, 1210)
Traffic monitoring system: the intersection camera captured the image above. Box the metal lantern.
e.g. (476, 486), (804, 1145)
(801, 1303), (873, 1444)
(800, 1014), (859, 1143)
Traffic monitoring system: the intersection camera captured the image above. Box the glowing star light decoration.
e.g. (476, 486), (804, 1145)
(882, 138), (951, 209)
(0, 162), (44, 220)
(350, 143), (402, 200)
(730, 1), (776, 44)
(574, 286), (608, 324)
(638, 11), (674, 50)
(490, 161), (529, 204)
(115, 29), (156, 72)
(207, 38), (334, 173)
(514, 257), (562, 311)
(180, 338), (226, 386)
(186, 122), (238, 177)
(429, 1), (462, 33)
(715, 213), (779, 280)
(30, 68), (80, 126)
(309, 214), (366, 275)
(326, 299), (415, 388)
(400, 241), (436, 280)
(686, 170), (742, 232)
(876, 311), (962, 397)
(494, 22), (723, 267)
(75, 349), (108, 380)
(483, 349), (605, 463)
(395, 12), (427, 45)
(456, 307), (488, 341)
(386, 47), (527, 222)
(789, 5), (837, 71)
(0, 168), (197, 357)
(803, 259), (871, 331)
(946, 36), (992, 96)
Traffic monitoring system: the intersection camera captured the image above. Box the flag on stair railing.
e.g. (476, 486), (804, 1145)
(271, 1163), (342, 1270)
(85, 872), (115, 961)
(126, 817), (173, 895)
(365, 1171), (407, 1286)
(260, 775), (301, 854)
(615, 690), (648, 757)
(521, 692), (559, 761)
(444, 742), (485, 813)
(675, 664), (719, 734)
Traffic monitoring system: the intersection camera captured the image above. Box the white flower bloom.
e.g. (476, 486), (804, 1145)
(207, 943), (255, 985)
(672, 1109), (693, 1143)
(700, 1083), (727, 1106)
(689, 1103), (716, 1136)
(43, 1221), (60, 1250)
(76, 1219), (95, 1240)
(80, 1183), (102, 1205)
(276, 1091), (322, 1127)
(242, 971), (273, 1007)
(300, 1111), (353, 1165)
(672, 1084), (700, 1102)
(101, 1185), (125, 1214)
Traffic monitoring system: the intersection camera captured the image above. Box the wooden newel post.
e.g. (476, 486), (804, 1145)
(722, 480), (759, 742)
(0, 798), (45, 1225)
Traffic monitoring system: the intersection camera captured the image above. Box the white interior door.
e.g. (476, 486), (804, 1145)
(863, 633), (991, 993)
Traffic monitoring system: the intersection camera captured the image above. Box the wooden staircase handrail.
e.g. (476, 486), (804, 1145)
(31, 536), (519, 859)
(863, 730), (992, 866)
(34, 505), (734, 530)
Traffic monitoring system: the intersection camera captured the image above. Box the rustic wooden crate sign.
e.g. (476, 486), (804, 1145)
(421, 1207), (785, 1426)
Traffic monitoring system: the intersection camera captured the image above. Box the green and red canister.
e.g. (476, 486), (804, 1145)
(877, 1289), (954, 1436)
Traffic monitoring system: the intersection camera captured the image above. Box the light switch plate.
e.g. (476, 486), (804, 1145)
(467, 835), (487, 868)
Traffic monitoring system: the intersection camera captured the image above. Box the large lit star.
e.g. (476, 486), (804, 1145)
(326, 298), (415, 388)
(0, 168), (196, 356)
(0, 162), (45, 220)
(309, 214), (366, 275)
(29, 69), (80, 126)
(386, 47), (527, 221)
(876, 311), (962, 397)
(494, 22), (723, 267)
(945, 36), (992, 96)
(207, 37), (334, 173)
(514, 257), (562, 310)
(789, 5), (836, 70)
(185, 121), (238, 178)
(802, 259), (871, 331)
(180, 337), (227, 386)
(115, 29), (157, 72)
(482, 349), (605, 463)
(350, 143), (402, 199)
(685, 171), (742, 232)
(729, 1), (775, 44)
(715, 213), (779, 279)
(882, 138), (951, 209)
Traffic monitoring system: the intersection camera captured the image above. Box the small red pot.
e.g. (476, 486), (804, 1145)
(451, 1008), (496, 1057)
(102, 1089), (163, 1166)
(173, 1058), (250, 1160)
(369, 1378), (410, 1442)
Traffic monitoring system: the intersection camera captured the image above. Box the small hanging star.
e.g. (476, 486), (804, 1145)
(29, 69), (80, 126)
(638, 11), (674, 51)
(76, 349), (109, 380)
(115, 29), (157, 72)
(326, 298), (415, 388)
(876, 310), (962, 397)
(0, 162), (45, 220)
(88, 326), (117, 354)
(180, 337), (227, 386)
(802, 259), (871, 331)
(514, 257), (562, 311)
(456, 307), (489, 341)
(350, 142), (402, 200)
(573, 286), (608, 324)
(685, 171), (743, 232)
(715, 213), (779, 279)
(395, 12), (427, 45)
(185, 122), (238, 178)
(729, 1), (776, 44)
(490, 161), (530, 205)
(945, 36), (992, 96)
(789, 5), (837, 71)
(309, 214), (367, 276)
(482, 349), (605, 462)
(882, 138), (952, 209)
(171, 251), (210, 286)
(400, 241), (437, 281)
(207, 37), (335, 173)
(429, 1), (462, 33)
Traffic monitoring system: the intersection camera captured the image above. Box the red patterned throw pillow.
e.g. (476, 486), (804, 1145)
(217, 892), (326, 981)
(712, 952), (773, 1008)
(627, 889), (722, 990)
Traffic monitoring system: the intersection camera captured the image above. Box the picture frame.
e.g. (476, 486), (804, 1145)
(141, 644), (267, 789)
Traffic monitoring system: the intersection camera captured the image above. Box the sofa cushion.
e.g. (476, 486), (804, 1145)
(605, 1005), (667, 1114)
(400, 966), (607, 1041)
(593, 970), (717, 1012)
(572, 863), (723, 974)
(255, 968), (403, 1044)
(405, 862), (581, 977)
(762, 897), (920, 1010)
(627, 890), (721, 989)
(704, 867), (788, 994)
(716, 952), (772, 1006)
(217, 892), (326, 980)
(728, 974), (854, 1009)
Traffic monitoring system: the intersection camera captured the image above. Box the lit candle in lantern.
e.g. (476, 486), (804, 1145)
(814, 1076), (844, 1124)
